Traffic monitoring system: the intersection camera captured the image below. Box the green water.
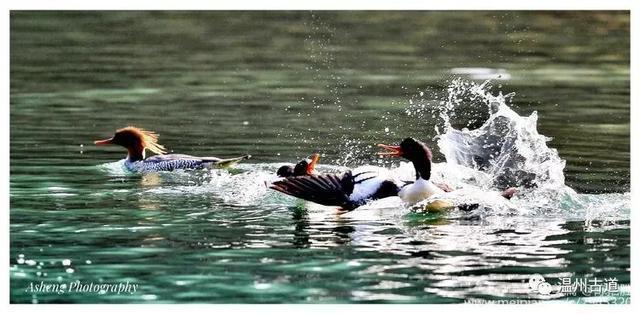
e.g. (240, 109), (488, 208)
(10, 11), (630, 303)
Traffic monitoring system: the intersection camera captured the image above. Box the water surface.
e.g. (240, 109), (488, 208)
(10, 11), (630, 303)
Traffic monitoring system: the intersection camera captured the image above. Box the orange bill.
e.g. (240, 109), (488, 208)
(306, 153), (320, 174)
(377, 144), (403, 157)
(94, 138), (113, 145)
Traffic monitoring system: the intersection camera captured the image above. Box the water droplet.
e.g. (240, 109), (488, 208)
(141, 294), (157, 301)
(62, 259), (71, 266)
(254, 282), (272, 290)
(347, 261), (361, 266)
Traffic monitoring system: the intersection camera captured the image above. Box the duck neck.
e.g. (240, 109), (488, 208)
(126, 145), (145, 162)
(411, 157), (431, 181)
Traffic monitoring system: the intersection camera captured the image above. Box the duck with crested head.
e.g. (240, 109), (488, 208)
(94, 126), (251, 173)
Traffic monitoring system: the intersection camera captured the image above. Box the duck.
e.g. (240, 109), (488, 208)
(377, 137), (447, 205)
(276, 153), (320, 177)
(94, 126), (251, 173)
(269, 153), (402, 212)
(379, 137), (517, 211)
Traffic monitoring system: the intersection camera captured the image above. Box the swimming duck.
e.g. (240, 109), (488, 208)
(379, 137), (517, 212)
(94, 126), (251, 173)
(377, 137), (446, 205)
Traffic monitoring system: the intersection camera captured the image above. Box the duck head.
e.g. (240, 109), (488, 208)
(277, 153), (320, 177)
(378, 137), (433, 180)
(94, 126), (166, 162)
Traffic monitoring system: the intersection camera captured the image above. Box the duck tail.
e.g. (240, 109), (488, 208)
(205, 155), (251, 169)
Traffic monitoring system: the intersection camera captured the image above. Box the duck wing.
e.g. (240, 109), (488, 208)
(270, 172), (356, 209)
(141, 154), (207, 171)
(142, 154), (251, 171)
(270, 170), (400, 211)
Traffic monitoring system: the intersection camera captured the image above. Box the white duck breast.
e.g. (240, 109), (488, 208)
(398, 178), (445, 205)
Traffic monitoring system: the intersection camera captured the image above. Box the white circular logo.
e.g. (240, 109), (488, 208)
(528, 274), (545, 291)
(538, 282), (552, 295)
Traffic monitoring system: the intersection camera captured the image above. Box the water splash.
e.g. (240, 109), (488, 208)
(436, 78), (565, 192)
(409, 78), (629, 221)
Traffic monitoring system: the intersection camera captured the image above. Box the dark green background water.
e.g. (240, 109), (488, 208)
(10, 11), (630, 303)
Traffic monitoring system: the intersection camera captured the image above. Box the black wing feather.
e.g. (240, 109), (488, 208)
(270, 172), (355, 207)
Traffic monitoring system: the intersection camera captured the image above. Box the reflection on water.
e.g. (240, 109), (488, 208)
(10, 11), (629, 303)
